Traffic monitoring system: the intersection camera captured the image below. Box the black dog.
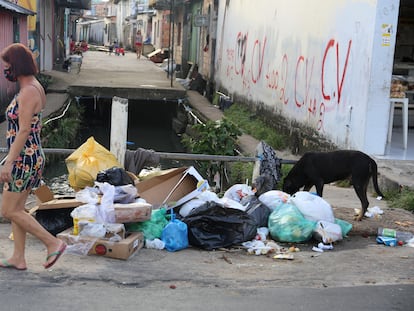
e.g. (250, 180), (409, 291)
(282, 150), (384, 221)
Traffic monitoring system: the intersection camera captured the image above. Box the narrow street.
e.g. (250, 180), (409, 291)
(0, 50), (413, 310)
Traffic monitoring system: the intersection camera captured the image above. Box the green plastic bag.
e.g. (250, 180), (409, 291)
(125, 208), (168, 240)
(335, 218), (353, 237)
(268, 203), (316, 243)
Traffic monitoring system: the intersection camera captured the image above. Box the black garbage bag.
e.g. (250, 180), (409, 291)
(182, 201), (258, 250)
(96, 166), (134, 186)
(35, 208), (74, 236)
(240, 195), (271, 228)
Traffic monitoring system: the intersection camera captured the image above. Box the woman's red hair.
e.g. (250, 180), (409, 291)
(1, 43), (38, 77)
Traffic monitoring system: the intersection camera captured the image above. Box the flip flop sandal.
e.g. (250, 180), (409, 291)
(44, 243), (67, 269)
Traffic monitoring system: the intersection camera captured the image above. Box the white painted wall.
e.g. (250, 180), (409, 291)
(39, 0), (54, 71)
(215, 0), (400, 155)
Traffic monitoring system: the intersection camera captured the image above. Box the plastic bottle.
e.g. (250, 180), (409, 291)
(377, 227), (414, 243)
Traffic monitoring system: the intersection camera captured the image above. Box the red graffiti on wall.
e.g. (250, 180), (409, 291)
(294, 56), (315, 108)
(265, 54), (289, 104)
(251, 37), (267, 83)
(321, 39), (352, 105)
(222, 33), (352, 132)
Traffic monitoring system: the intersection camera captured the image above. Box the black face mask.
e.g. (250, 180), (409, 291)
(4, 67), (17, 82)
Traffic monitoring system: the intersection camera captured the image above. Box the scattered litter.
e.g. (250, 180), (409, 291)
(273, 253), (294, 260)
(242, 240), (274, 255)
(394, 220), (414, 227)
(317, 242), (334, 250)
(288, 246), (300, 252)
(145, 238), (165, 249)
(255, 227), (269, 241)
(406, 237), (414, 247)
(312, 246), (324, 253)
(376, 236), (397, 247)
(363, 206), (384, 218)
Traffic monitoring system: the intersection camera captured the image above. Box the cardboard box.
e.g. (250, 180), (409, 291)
(136, 166), (209, 209)
(34, 185), (83, 210)
(57, 227), (143, 260)
(113, 202), (152, 223)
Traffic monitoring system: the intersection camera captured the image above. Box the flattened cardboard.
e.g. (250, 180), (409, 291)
(57, 228), (143, 260)
(136, 166), (208, 209)
(34, 185), (83, 210)
(38, 199), (84, 210)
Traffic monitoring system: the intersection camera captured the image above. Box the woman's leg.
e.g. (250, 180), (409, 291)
(1, 190), (65, 268)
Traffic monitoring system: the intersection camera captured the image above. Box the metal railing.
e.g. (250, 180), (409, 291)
(0, 148), (297, 165)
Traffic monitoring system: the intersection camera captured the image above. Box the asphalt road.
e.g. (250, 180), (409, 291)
(1, 203), (414, 311)
(0, 281), (413, 311)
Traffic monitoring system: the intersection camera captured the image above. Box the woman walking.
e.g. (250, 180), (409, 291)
(0, 43), (66, 271)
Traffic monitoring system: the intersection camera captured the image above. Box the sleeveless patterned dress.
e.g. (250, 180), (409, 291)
(3, 95), (45, 192)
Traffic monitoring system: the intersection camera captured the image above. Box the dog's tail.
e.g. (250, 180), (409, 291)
(370, 159), (384, 198)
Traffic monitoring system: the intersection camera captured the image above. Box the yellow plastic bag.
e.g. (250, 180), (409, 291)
(65, 136), (122, 190)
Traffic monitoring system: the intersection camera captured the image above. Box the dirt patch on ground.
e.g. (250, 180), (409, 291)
(320, 184), (414, 237)
(332, 206), (414, 237)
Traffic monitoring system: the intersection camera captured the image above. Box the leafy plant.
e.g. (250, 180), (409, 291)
(42, 100), (84, 148)
(182, 118), (241, 188)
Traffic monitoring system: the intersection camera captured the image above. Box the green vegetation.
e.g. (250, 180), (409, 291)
(227, 162), (254, 186)
(36, 73), (52, 92)
(42, 100), (84, 149)
(181, 118), (241, 188)
(223, 103), (287, 151)
(385, 187), (414, 213)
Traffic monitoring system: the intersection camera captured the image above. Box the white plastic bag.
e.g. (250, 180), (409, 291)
(75, 187), (100, 204)
(70, 203), (98, 235)
(179, 199), (206, 217)
(197, 190), (221, 203)
(313, 220), (343, 243)
(223, 184), (255, 203)
(114, 184), (138, 203)
(79, 222), (106, 238)
(289, 191), (335, 223)
(220, 197), (246, 211)
(95, 182), (116, 223)
(71, 204), (97, 221)
(258, 190), (290, 211)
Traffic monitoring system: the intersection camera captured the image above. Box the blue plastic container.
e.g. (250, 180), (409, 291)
(376, 236), (397, 247)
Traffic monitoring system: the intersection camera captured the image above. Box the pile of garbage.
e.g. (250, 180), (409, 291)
(35, 136), (413, 261)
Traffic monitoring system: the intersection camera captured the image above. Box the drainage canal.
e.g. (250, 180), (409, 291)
(43, 97), (192, 182)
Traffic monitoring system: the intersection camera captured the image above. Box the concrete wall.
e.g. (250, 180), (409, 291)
(215, 0), (400, 155)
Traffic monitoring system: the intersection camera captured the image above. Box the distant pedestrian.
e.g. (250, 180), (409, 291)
(0, 43), (66, 271)
(108, 41), (114, 55)
(135, 30), (143, 59)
